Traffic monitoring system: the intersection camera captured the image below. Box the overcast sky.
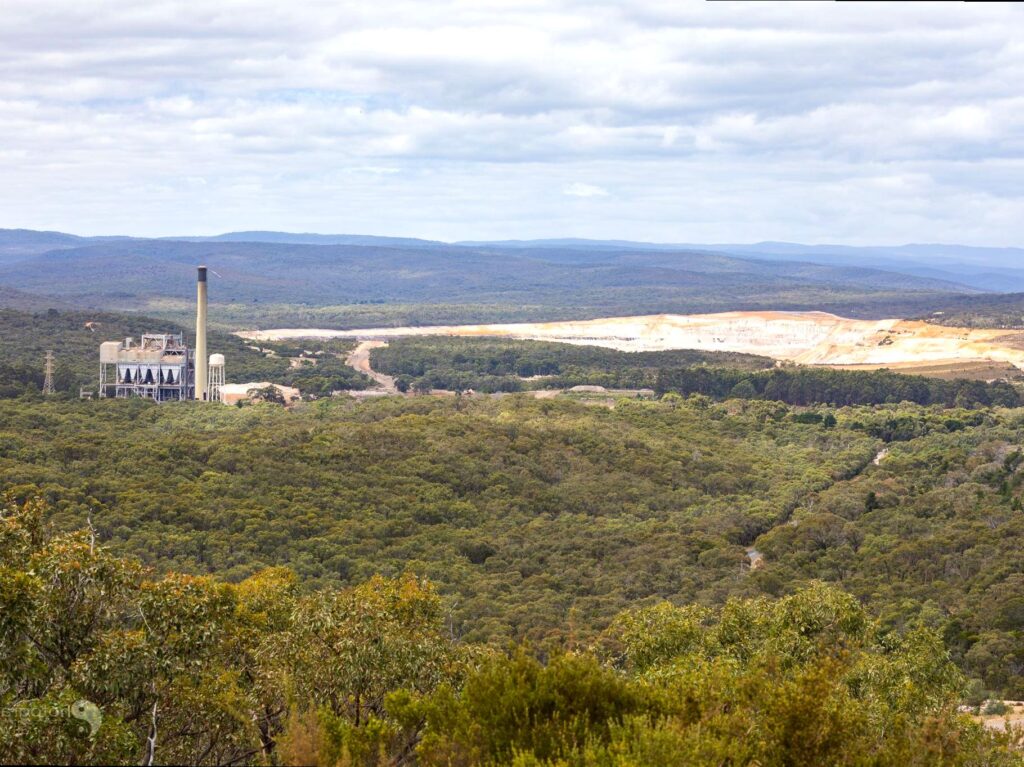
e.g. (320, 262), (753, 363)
(2, 1), (1022, 245)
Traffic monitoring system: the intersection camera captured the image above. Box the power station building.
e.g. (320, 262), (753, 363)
(99, 332), (195, 400)
(98, 266), (225, 402)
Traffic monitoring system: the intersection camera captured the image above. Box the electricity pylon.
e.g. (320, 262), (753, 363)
(43, 350), (55, 395)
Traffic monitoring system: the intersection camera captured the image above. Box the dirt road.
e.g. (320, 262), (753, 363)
(345, 340), (400, 395)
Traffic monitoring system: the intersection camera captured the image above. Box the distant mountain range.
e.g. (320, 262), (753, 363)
(4, 229), (1020, 291)
(0, 228), (1019, 325)
(170, 231), (451, 250)
(458, 238), (1024, 293)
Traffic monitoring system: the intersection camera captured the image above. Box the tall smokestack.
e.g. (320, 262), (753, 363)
(195, 265), (208, 400)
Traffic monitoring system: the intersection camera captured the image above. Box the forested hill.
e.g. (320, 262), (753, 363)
(368, 336), (774, 393)
(4, 393), (1024, 703)
(656, 366), (1022, 409)
(461, 238), (1024, 293)
(5, 516), (1019, 764)
(915, 292), (1024, 329)
(0, 229), (986, 326)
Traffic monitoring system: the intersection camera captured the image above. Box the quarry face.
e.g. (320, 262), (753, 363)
(238, 311), (1024, 372)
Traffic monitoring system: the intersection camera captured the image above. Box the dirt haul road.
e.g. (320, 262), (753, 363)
(345, 340), (399, 394)
(238, 311), (1024, 373)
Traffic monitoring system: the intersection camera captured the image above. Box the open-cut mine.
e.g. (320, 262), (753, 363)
(238, 311), (1024, 373)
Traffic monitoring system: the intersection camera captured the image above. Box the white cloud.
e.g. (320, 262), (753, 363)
(0, 0), (1022, 244)
(563, 182), (609, 198)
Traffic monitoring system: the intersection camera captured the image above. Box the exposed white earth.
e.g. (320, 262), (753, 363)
(237, 311), (1024, 371)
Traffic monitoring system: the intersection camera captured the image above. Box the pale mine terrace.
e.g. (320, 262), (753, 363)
(237, 311), (1024, 372)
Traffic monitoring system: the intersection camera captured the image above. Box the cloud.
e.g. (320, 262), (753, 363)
(563, 182), (609, 198)
(0, 0), (1022, 244)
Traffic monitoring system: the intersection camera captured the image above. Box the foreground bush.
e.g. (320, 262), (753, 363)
(2, 495), (1021, 765)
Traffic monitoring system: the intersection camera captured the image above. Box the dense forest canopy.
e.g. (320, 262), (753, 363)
(655, 366), (1022, 409)
(2, 499), (1020, 765)
(369, 337), (773, 393)
(2, 392), (1024, 704)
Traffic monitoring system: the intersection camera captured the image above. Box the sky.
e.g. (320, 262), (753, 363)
(2, 0), (1023, 245)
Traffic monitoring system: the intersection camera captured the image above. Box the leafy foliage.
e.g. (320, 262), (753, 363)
(3, 392), (1024, 698)
(656, 365), (1022, 409)
(403, 585), (1018, 766)
(370, 337), (772, 393)
(2, 498), (1019, 765)
(0, 395), (880, 644)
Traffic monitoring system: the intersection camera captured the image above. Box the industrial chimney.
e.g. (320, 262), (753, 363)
(195, 265), (208, 400)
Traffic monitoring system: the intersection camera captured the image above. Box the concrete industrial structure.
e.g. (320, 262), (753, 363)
(99, 332), (195, 401)
(195, 265), (208, 401)
(98, 266), (226, 402)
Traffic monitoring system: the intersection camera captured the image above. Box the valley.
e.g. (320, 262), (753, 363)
(7, 0), (1024, 760)
(5, 271), (1024, 764)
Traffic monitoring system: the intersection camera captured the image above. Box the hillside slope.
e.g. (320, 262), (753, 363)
(4, 393), (1024, 701)
(0, 235), (979, 323)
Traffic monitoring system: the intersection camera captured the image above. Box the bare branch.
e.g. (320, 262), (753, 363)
(144, 701), (158, 767)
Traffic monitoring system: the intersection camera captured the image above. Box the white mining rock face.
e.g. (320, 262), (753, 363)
(219, 382), (301, 405)
(237, 311), (1024, 371)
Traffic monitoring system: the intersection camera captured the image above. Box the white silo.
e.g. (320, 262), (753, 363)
(208, 353), (225, 403)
